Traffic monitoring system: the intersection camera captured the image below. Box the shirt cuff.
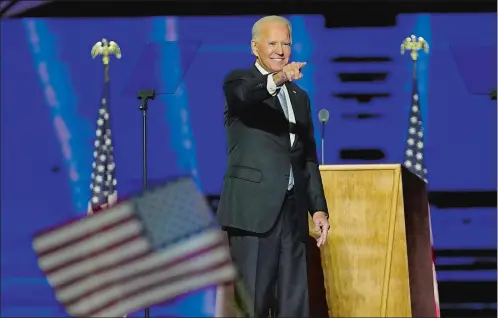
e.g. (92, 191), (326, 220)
(266, 73), (280, 96)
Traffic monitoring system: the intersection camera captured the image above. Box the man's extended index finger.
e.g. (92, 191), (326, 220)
(298, 62), (307, 69)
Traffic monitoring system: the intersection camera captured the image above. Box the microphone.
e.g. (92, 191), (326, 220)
(318, 109), (329, 124)
(318, 109), (329, 164)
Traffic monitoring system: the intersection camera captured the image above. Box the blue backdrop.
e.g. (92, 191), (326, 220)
(1, 14), (496, 317)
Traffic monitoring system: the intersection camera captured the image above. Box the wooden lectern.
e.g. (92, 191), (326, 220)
(308, 164), (436, 317)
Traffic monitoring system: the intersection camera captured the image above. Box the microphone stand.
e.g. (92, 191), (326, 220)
(137, 88), (156, 318)
(321, 121), (325, 164)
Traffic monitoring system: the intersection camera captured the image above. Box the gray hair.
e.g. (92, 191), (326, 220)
(251, 16), (292, 42)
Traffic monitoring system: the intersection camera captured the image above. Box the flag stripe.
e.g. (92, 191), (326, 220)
(85, 261), (234, 317)
(93, 264), (236, 317)
(40, 220), (143, 272)
(34, 203), (133, 252)
(58, 241), (228, 304)
(68, 249), (231, 316)
(38, 215), (136, 258)
(46, 233), (143, 277)
(48, 229), (222, 290)
(48, 237), (151, 287)
(60, 243), (225, 304)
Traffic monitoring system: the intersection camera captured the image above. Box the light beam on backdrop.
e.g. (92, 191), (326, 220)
(23, 19), (93, 213)
(153, 17), (202, 188)
(412, 14), (431, 144)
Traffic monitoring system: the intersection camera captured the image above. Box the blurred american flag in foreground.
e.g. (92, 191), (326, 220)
(32, 178), (236, 317)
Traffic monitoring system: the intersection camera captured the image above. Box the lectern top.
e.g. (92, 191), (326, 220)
(319, 164), (401, 171)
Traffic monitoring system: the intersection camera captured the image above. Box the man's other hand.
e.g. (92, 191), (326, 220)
(312, 211), (329, 247)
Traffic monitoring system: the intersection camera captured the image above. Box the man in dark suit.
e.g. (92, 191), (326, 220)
(216, 15), (329, 317)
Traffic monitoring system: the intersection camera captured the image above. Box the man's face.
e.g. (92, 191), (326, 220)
(251, 22), (291, 73)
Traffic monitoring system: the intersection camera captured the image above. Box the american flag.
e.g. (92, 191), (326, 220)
(403, 78), (427, 181)
(33, 178), (236, 317)
(88, 79), (117, 215)
(403, 76), (440, 317)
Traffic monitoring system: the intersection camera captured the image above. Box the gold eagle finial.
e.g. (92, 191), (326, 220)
(401, 35), (429, 61)
(91, 38), (122, 65)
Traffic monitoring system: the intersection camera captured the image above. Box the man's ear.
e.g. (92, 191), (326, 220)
(250, 40), (258, 57)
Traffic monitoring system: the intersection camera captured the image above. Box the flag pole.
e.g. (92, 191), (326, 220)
(401, 35), (440, 318)
(89, 38), (128, 317)
(90, 38), (121, 212)
(88, 39), (121, 216)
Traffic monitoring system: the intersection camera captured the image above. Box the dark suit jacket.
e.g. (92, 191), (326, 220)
(216, 65), (328, 238)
